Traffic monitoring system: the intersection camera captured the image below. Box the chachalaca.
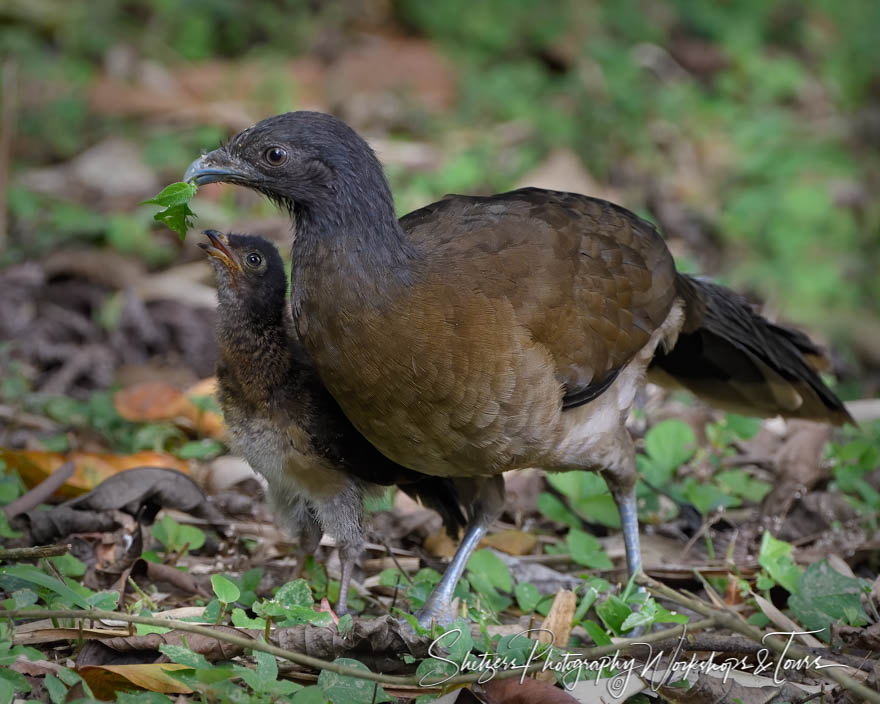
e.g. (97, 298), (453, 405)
(186, 112), (851, 625)
(201, 229), (465, 614)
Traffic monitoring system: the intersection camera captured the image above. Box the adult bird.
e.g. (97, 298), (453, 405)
(202, 229), (465, 614)
(186, 112), (851, 625)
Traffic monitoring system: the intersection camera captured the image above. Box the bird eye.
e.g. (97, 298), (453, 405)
(264, 147), (288, 166)
(246, 252), (262, 267)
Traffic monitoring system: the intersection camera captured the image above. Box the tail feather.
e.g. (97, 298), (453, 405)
(649, 274), (853, 425)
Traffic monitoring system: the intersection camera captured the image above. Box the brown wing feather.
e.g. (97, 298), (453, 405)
(300, 188), (676, 476)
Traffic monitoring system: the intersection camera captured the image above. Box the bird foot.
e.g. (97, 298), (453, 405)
(414, 602), (456, 631)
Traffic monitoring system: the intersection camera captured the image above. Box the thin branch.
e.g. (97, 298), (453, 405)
(0, 608), (718, 690)
(0, 545), (71, 561)
(4, 462), (75, 519)
(639, 574), (880, 704)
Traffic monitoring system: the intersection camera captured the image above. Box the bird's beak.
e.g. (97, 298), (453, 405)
(184, 149), (251, 186)
(199, 230), (241, 274)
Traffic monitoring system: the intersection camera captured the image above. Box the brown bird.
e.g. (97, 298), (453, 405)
(186, 112), (851, 625)
(201, 229), (465, 614)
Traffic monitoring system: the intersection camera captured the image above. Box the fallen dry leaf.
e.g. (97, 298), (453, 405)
(0, 449), (189, 498)
(23, 467), (226, 544)
(424, 528), (458, 558)
(480, 530), (537, 556)
(535, 590), (576, 683)
(77, 664), (193, 698)
(113, 378), (225, 440)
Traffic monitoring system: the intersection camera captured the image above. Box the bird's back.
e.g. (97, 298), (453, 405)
(300, 188), (680, 476)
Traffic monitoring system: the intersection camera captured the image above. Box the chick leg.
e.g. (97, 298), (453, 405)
(314, 484), (366, 616)
(417, 475), (504, 628)
(293, 508), (322, 579)
(267, 491), (322, 578)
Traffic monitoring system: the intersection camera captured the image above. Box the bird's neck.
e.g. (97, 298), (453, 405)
(216, 302), (294, 392)
(289, 185), (419, 323)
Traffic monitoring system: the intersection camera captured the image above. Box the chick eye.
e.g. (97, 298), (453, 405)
(246, 252), (262, 267)
(264, 147), (288, 166)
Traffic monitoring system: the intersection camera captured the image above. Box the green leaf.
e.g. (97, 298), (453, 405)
(292, 685), (331, 703)
(654, 601), (688, 624)
(255, 648), (278, 690)
(0, 565), (91, 608)
(515, 582), (541, 612)
(276, 579), (314, 607)
(789, 560), (869, 642)
(152, 202), (196, 240)
(0, 677), (15, 704)
(231, 608), (266, 629)
(757, 532), (802, 594)
(5, 588), (37, 610)
(141, 182), (199, 241)
(151, 515), (205, 554)
(378, 568), (407, 588)
(142, 181), (198, 208)
(566, 529), (613, 569)
(644, 420), (697, 479)
(683, 478), (740, 514)
(318, 658), (391, 704)
(570, 493), (622, 529)
(44, 674), (67, 704)
(158, 644), (211, 669)
(211, 575), (241, 604)
(175, 439), (224, 460)
(716, 469), (772, 503)
(582, 619), (613, 646)
(536, 492), (580, 528)
(466, 549), (512, 592)
(0, 667), (31, 696)
(595, 595), (631, 636)
(620, 597), (659, 632)
(117, 693), (176, 704)
(724, 413), (761, 439)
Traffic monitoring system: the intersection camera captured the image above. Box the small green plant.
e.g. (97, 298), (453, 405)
(142, 182), (199, 240)
(151, 515), (206, 557)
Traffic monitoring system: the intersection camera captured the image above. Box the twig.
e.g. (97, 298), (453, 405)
(4, 462), (75, 519)
(0, 608), (718, 691)
(0, 544), (71, 561)
(639, 575), (880, 704)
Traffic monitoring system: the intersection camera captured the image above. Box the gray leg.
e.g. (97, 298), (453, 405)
(336, 541), (360, 616)
(614, 487), (642, 577)
(602, 431), (643, 581)
(312, 483), (366, 616)
(291, 504), (322, 578)
(266, 490), (322, 578)
(417, 475), (504, 628)
(603, 432), (647, 635)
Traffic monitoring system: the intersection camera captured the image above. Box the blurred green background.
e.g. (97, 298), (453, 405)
(3, 0), (879, 392)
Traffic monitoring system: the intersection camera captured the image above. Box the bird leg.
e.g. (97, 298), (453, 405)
(312, 484), (367, 616)
(416, 475), (504, 629)
(602, 432), (647, 634)
(289, 500), (322, 579)
(601, 431), (642, 580)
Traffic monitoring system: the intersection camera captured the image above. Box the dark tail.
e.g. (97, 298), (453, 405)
(648, 274), (853, 425)
(396, 477), (467, 539)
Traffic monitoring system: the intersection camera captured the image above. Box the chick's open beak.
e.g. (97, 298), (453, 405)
(199, 230), (240, 273)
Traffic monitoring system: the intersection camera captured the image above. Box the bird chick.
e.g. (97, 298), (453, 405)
(201, 230), (464, 614)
